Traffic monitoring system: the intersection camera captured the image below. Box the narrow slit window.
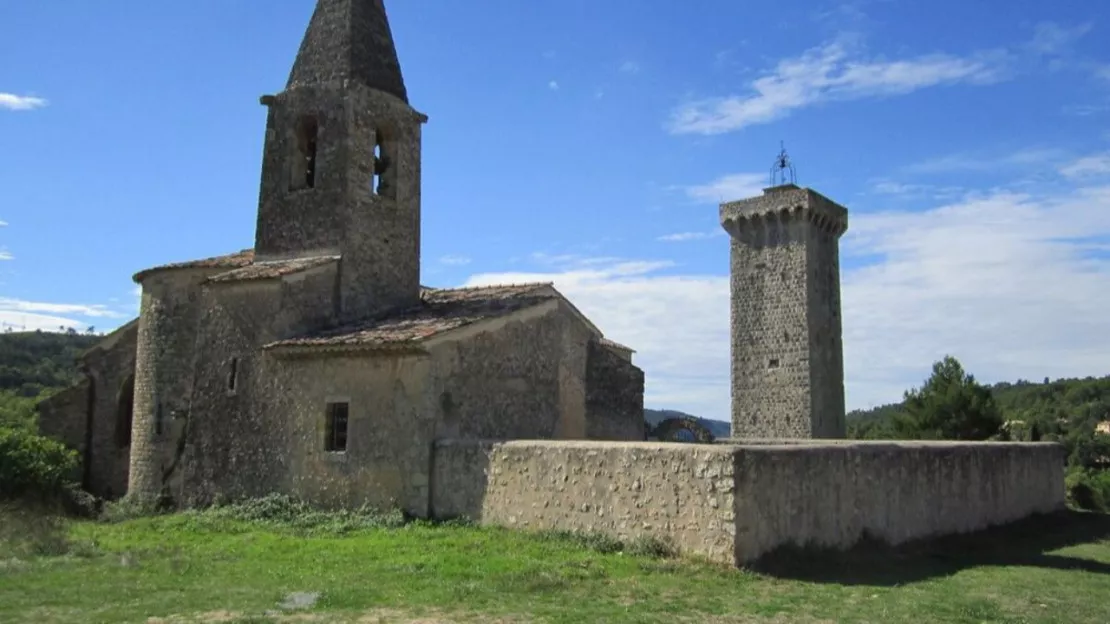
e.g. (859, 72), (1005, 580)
(325, 402), (349, 452)
(227, 358), (239, 392)
(154, 402), (164, 436)
(290, 115), (319, 191)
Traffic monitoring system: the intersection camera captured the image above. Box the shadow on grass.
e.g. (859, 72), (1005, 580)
(750, 509), (1110, 586)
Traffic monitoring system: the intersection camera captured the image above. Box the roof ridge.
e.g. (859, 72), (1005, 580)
(429, 281), (555, 293)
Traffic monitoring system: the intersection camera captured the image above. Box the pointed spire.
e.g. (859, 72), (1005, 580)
(286, 0), (408, 102)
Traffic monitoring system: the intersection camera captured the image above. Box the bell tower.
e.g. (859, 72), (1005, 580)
(254, 0), (427, 321)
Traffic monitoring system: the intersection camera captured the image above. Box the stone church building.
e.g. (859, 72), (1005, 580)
(38, 0), (645, 512)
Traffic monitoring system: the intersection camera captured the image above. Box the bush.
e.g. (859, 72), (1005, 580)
(1066, 468), (1110, 512)
(0, 426), (80, 502)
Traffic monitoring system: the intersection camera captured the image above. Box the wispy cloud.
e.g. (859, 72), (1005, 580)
(548, 80), (559, 91)
(685, 173), (766, 203)
(1026, 21), (1092, 56)
(868, 179), (965, 202)
(668, 41), (1005, 135)
(439, 254), (472, 266)
(0, 93), (48, 111)
(657, 231), (724, 243)
(619, 61), (641, 75)
(1060, 153), (1110, 178)
(0, 249), (12, 261)
(903, 147), (1066, 175)
(0, 297), (128, 333)
(462, 180), (1110, 420)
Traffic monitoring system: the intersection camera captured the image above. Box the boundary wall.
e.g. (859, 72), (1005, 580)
(431, 439), (1066, 565)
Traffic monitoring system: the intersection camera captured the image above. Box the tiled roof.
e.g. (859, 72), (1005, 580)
(207, 255), (340, 284)
(266, 282), (557, 351)
(133, 249), (255, 282)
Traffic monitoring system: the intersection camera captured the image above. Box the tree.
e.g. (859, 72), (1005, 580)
(894, 356), (1003, 441)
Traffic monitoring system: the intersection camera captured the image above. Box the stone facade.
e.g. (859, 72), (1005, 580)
(37, 321), (138, 499)
(36, 0), (645, 509)
(432, 439), (1066, 565)
(720, 184), (848, 439)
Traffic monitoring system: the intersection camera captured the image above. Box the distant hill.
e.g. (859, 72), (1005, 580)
(645, 408), (731, 439)
(0, 330), (101, 398)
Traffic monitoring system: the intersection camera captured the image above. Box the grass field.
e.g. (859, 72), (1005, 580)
(2, 502), (1110, 623)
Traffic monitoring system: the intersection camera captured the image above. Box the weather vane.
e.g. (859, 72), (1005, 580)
(770, 141), (797, 187)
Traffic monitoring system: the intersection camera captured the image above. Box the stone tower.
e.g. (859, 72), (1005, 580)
(719, 183), (849, 439)
(255, 0), (428, 322)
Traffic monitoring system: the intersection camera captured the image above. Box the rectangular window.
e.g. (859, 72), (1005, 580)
(325, 402), (349, 452)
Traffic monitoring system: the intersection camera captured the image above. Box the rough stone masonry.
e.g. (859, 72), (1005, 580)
(720, 184), (849, 439)
(36, 0), (1066, 568)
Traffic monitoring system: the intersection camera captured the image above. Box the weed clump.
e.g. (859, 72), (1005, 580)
(184, 493), (407, 535)
(535, 529), (675, 558)
(0, 503), (99, 560)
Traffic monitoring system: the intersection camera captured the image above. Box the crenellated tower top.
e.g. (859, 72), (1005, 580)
(719, 184), (849, 241)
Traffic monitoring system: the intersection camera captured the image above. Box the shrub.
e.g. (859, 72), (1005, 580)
(1066, 468), (1110, 512)
(0, 426), (80, 502)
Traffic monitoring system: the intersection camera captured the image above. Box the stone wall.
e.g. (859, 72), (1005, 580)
(428, 301), (583, 441)
(431, 440), (1066, 566)
(585, 341), (646, 441)
(36, 321), (138, 500)
(179, 264), (340, 507)
(36, 378), (91, 475)
(79, 321), (139, 499)
(431, 440), (739, 564)
(731, 441), (1065, 562)
(129, 269), (222, 501)
(271, 352), (436, 514)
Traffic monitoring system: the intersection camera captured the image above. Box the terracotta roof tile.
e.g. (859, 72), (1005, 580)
(266, 282), (556, 351)
(207, 255), (340, 283)
(133, 249), (255, 282)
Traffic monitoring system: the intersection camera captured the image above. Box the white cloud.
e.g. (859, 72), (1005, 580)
(439, 254), (472, 266)
(903, 147), (1065, 175)
(668, 41), (1004, 135)
(0, 219), (8, 227)
(684, 173), (766, 204)
(619, 61), (641, 74)
(0, 93), (48, 111)
(1026, 21), (1092, 56)
(657, 231), (724, 242)
(548, 80), (559, 91)
(1060, 153), (1110, 178)
(0, 249), (12, 261)
(460, 182), (1110, 422)
(0, 297), (127, 333)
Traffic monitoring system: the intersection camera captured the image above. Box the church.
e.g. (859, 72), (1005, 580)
(38, 0), (645, 513)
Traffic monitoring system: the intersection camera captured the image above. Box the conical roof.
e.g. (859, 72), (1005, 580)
(286, 0), (408, 102)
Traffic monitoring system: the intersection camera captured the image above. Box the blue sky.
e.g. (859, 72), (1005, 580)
(3, 0), (1110, 421)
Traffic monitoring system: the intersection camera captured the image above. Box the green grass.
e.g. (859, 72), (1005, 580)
(3, 503), (1110, 623)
